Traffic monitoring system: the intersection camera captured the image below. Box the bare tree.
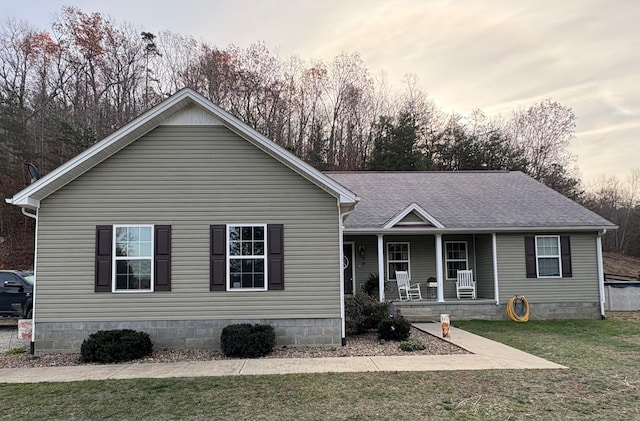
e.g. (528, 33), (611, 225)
(585, 168), (640, 255)
(507, 99), (576, 180)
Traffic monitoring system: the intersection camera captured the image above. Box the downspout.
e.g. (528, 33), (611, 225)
(596, 229), (607, 320)
(492, 233), (500, 305)
(339, 204), (356, 346)
(21, 207), (39, 355)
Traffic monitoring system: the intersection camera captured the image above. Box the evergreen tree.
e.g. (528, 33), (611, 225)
(367, 113), (424, 171)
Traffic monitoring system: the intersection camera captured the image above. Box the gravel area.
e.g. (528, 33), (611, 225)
(0, 326), (467, 369)
(606, 311), (640, 320)
(0, 323), (29, 354)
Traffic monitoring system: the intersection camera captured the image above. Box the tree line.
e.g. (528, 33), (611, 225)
(0, 7), (636, 267)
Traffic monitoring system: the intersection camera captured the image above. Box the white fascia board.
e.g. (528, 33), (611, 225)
(8, 90), (195, 207)
(383, 203), (445, 229)
(187, 92), (359, 205)
(344, 225), (618, 235)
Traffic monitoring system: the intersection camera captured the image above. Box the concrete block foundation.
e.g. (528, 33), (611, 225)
(393, 300), (600, 322)
(34, 317), (342, 354)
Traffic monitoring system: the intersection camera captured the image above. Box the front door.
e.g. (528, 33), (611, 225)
(343, 242), (355, 294)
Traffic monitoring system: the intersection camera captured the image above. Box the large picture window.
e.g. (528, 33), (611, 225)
(387, 242), (410, 281)
(445, 241), (468, 279)
(228, 225), (267, 290)
(114, 225), (153, 291)
(535, 236), (561, 277)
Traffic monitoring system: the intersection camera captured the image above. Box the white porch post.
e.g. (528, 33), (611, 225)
(492, 233), (500, 305)
(377, 234), (385, 302)
(435, 233), (444, 302)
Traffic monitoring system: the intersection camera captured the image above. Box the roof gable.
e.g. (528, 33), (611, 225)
(384, 203), (445, 229)
(162, 104), (223, 126)
(7, 89), (358, 209)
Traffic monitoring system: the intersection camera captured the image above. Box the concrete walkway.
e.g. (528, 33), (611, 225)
(0, 325), (565, 384)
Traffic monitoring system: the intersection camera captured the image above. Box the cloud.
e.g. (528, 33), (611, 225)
(2, 0), (638, 183)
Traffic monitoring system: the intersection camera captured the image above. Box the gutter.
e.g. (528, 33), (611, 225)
(344, 225), (618, 235)
(596, 229), (607, 320)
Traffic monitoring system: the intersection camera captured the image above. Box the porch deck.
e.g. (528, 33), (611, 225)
(392, 298), (507, 322)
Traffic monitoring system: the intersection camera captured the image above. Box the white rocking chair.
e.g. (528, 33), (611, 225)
(456, 269), (476, 299)
(395, 270), (423, 301)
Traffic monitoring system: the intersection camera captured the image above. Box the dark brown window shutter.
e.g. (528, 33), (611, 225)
(560, 235), (572, 277)
(524, 236), (536, 278)
(95, 225), (113, 292)
(267, 224), (284, 290)
(154, 225), (172, 291)
(210, 225), (226, 291)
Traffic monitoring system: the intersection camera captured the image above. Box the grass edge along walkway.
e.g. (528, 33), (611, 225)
(1, 318), (639, 420)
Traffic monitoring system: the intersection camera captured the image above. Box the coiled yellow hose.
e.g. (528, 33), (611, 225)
(506, 295), (530, 322)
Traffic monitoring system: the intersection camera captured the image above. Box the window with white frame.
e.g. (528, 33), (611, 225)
(535, 236), (561, 277)
(445, 241), (468, 279)
(228, 225), (267, 290)
(114, 225), (153, 291)
(387, 242), (410, 280)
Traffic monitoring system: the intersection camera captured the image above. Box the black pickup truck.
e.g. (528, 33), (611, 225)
(0, 270), (33, 318)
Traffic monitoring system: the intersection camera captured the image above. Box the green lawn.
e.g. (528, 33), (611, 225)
(1, 318), (639, 421)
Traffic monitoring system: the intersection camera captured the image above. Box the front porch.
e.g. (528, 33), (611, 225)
(344, 233), (500, 306)
(391, 299), (506, 322)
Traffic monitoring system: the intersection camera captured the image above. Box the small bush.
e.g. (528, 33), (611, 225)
(377, 317), (411, 341)
(361, 273), (379, 298)
(345, 292), (389, 335)
(220, 323), (275, 358)
(80, 329), (153, 363)
(5, 347), (26, 355)
(399, 339), (426, 352)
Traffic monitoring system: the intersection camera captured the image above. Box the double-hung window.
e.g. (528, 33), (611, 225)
(210, 224), (283, 292)
(387, 242), (410, 280)
(445, 241), (468, 279)
(228, 224), (267, 290)
(114, 225), (153, 291)
(535, 236), (561, 277)
(525, 235), (571, 279)
(95, 225), (171, 293)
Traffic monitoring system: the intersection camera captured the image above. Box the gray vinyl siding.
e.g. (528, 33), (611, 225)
(35, 125), (341, 322)
(496, 232), (600, 303)
(474, 234), (494, 300)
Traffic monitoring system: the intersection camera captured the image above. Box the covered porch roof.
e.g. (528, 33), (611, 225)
(327, 171), (616, 232)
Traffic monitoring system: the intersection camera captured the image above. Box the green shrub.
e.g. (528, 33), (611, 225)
(377, 316), (411, 341)
(361, 273), (379, 298)
(80, 329), (153, 363)
(220, 323), (276, 358)
(399, 339), (426, 352)
(345, 292), (389, 335)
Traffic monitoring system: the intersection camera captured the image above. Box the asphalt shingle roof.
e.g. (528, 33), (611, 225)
(326, 171), (615, 230)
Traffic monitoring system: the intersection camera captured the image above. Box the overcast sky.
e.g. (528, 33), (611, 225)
(2, 0), (638, 185)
